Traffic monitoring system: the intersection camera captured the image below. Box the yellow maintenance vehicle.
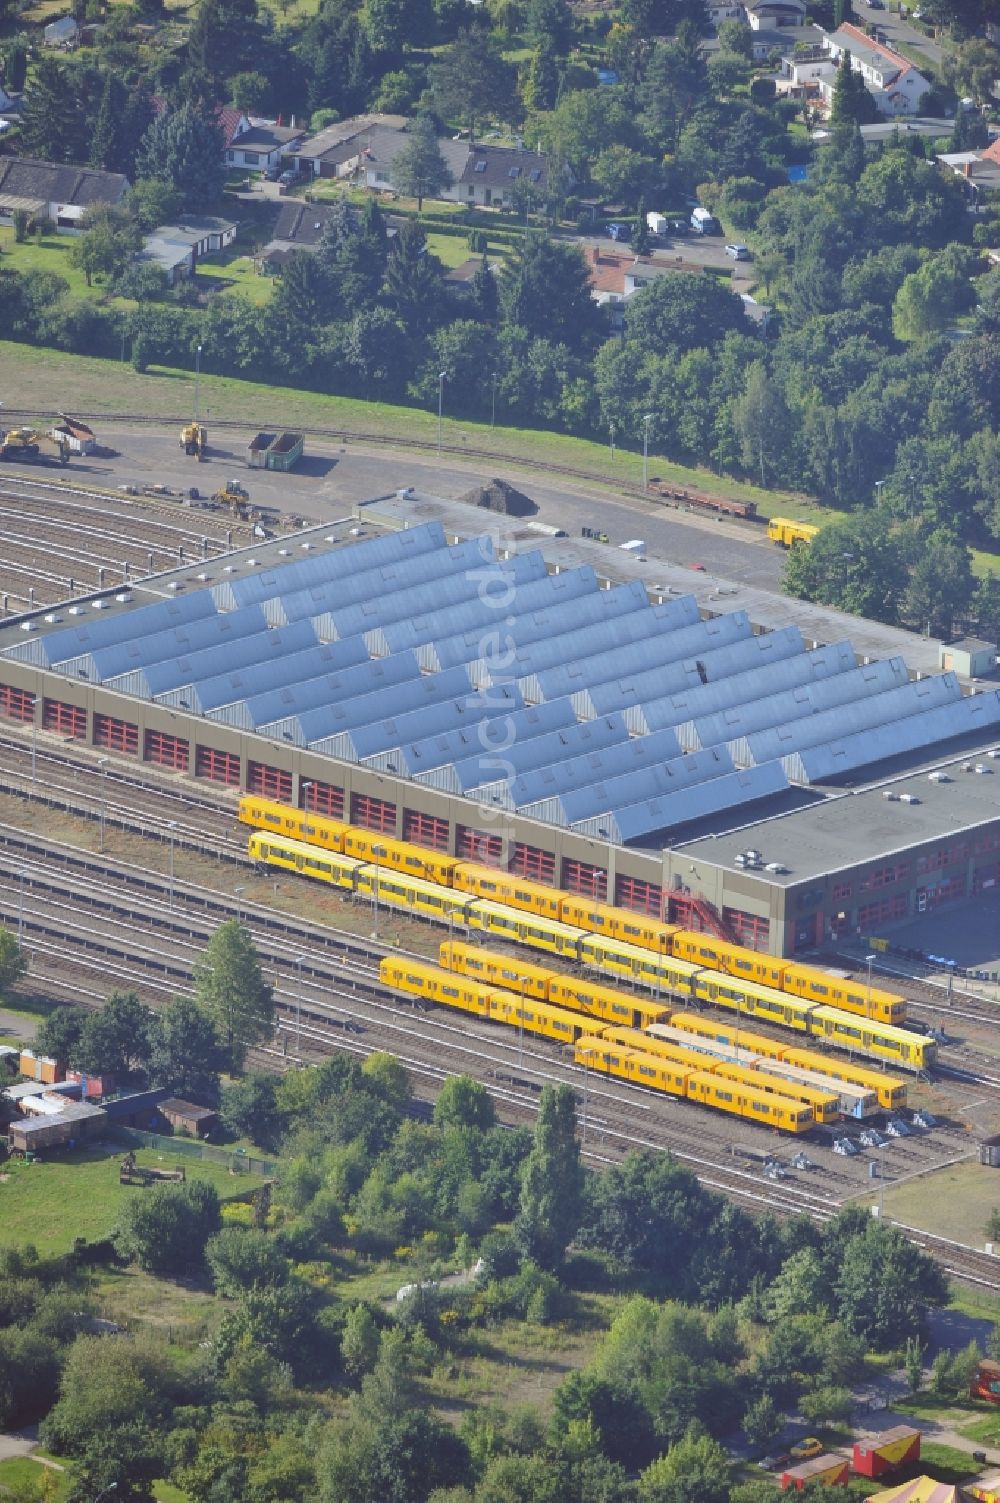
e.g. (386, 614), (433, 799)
(180, 422), (208, 460)
(768, 517), (818, 549)
(213, 478), (255, 519)
(0, 428), (70, 465)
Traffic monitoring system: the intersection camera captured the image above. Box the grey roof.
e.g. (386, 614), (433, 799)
(373, 559), (584, 659)
(6, 592), (215, 669)
(229, 124), (303, 151)
(393, 701), (577, 790)
(269, 200), (343, 248)
(785, 690), (1000, 784)
(74, 604), (269, 687)
(324, 684), (524, 765)
(506, 725), (685, 812)
(226, 648), (418, 731)
(495, 589), (698, 684)
(334, 549), (548, 649)
(573, 625), (806, 719)
(138, 619), (317, 706)
(427, 573), (637, 674)
(625, 638), (858, 735)
(265, 533), (497, 629)
(524, 611), (752, 705)
(460, 144), (548, 192)
(468, 715), (631, 809)
(265, 663), (473, 748)
(522, 745), (736, 829)
(574, 762), (790, 843)
(199, 638), (370, 722)
(294, 113), (409, 163)
(213, 520), (445, 610)
(746, 673), (961, 768)
(0, 155), (128, 209)
(688, 656), (909, 759)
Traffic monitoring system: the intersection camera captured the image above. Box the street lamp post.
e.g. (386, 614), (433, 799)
(437, 371), (447, 455)
(17, 866), (25, 946)
(864, 951), (877, 1022)
(296, 951), (303, 1061)
(195, 344), (203, 424)
(518, 976), (526, 1072)
(609, 421), (616, 463)
(234, 884), (245, 927)
(97, 756), (108, 853)
(642, 413), (654, 491)
(490, 372), (497, 431)
(167, 820), (177, 911)
(874, 479), (885, 505)
(371, 844), (386, 940)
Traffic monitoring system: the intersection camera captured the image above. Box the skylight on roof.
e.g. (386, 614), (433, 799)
(509, 166), (521, 178)
(474, 159), (487, 172)
(529, 168), (541, 182)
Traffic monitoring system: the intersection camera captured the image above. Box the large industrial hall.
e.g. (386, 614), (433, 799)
(1, 509), (999, 959)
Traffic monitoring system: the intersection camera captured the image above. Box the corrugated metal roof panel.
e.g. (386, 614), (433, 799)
(408, 701), (578, 791)
(475, 587), (697, 683)
(142, 619), (318, 706)
(92, 604), (269, 687)
(687, 656), (909, 759)
(264, 663), (473, 748)
(373, 555), (582, 658)
(421, 568), (610, 672)
(468, 715), (630, 809)
(218, 652), (409, 733)
(526, 611), (752, 704)
(263, 535), (493, 628)
(786, 690), (1000, 784)
(573, 761), (790, 842)
(317, 685), (523, 763)
(9, 591), (217, 669)
(576, 626), (805, 719)
(169, 637), (361, 719)
(747, 674), (960, 766)
(235, 649), (418, 731)
(625, 639), (858, 735)
(522, 745), (735, 827)
(507, 725), (684, 809)
(214, 520), (445, 610)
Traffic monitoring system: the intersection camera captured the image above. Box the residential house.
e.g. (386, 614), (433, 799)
(0, 156), (128, 233)
(137, 215), (237, 284)
(585, 246), (704, 329)
(818, 22), (932, 114)
(254, 199), (400, 271)
(456, 145), (551, 208)
(294, 114), (410, 179)
(937, 135), (1000, 206)
(42, 15), (78, 46)
(225, 119), (305, 172)
(705, 0), (744, 27)
(812, 116), (953, 148)
(744, 0), (806, 28)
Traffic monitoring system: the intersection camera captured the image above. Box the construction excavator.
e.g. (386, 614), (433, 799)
(0, 428), (70, 464)
(179, 422), (208, 460)
(213, 478), (255, 520)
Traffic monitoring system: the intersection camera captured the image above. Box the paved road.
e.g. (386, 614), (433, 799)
(854, 0), (944, 67)
(28, 430), (787, 593)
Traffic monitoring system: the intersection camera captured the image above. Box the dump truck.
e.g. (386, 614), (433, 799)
(180, 422), (208, 460)
(0, 428), (70, 464)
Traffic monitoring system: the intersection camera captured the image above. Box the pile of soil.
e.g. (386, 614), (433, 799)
(458, 478), (537, 516)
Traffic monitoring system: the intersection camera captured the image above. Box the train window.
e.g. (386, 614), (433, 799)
(639, 1065), (654, 1078)
(481, 881), (497, 894)
(612, 1003), (628, 1018)
(265, 813), (281, 825)
(754, 1102), (769, 1114)
(810, 983), (828, 997)
(442, 985), (459, 998)
(718, 1090), (732, 1102)
(406, 973), (422, 985)
(623, 924), (641, 937)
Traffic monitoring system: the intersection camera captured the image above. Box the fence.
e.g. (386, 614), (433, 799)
(110, 1126), (277, 1179)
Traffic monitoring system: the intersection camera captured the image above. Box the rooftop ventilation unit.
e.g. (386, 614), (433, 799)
(43, 613), (61, 624)
(115, 592), (132, 604)
(899, 793), (920, 804)
(91, 599), (107, 609)
(882, 790), (899, 800)
(928, 771), (949, 782)
(18, 620), (36, 631)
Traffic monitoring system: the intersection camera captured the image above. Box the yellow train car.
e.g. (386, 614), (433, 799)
(546, 974), (671, 1030)
(488, 992), (605, 1046)
(692, 972), (813, 1033)
(686, 1069), (814, 1133)
(578, 934), (701, 994)
(778, 962), (907, 1026)
(780, 1046), (907, 1112)
(355, 865), (471, 923)
(379, 958), (493, 1018)
(239, 795), (350, 852)
(453, 863), (564, 919)
(558, 895), (678, 953)
(599, 1028), (716, 1074)
(768, 517), (819, 548)
(577, 1039), (695, 1100)
(465, 901), (584, 959)
(670, 931), (787, 990)
(344, 829), (461, 887)
(659, 1011), (784, 1059)
(439, 942), (555, 1002)
(248, 831), (362, 889)
(810, 1007), (935, 1073)
(704, 1058), (839, 1125)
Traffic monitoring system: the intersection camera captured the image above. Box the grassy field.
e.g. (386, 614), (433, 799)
(192, 245), (272, 306)
(0, 228), (120, 302)
(0, 1458), (70, 1502)
(861, 1157), (999, 1246)
(0, 339), (812, 516)
(0, 1144), (266, 1255)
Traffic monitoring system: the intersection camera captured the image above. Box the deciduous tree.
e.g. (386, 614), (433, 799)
(0, 925), (27, 992)
(194, 918), (274, 1072)
(113, 1179), (221, 1275)
(136, 103), (226, 212)
(514, 1083), (582, 1269)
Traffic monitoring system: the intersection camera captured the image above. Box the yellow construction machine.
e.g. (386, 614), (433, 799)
(213, 478), (255, 519)
(0, 428), (69, 464)
(179, 422), (208, 460)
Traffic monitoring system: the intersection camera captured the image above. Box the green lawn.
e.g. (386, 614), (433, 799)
(0, 1458), (71, 1502)
(0, 1144), (266, 1255)
(0, 229), (109, 301)
(193, 245), (272, 306)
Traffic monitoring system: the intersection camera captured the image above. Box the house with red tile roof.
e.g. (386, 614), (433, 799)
(818, 22), (932, 114)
